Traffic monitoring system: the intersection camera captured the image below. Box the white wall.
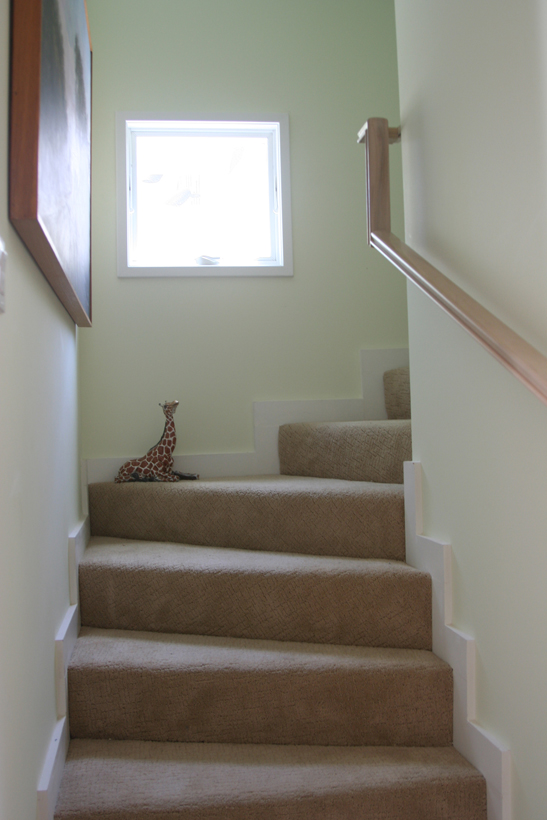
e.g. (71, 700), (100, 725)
(81, 0), (408, 459)
(395, 2), (547, 817)
(0, 0), (81, 815)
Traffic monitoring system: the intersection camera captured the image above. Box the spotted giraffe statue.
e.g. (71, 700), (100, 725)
(115, 401), (199, 483)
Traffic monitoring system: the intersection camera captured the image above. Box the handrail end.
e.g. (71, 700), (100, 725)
(388, 126), (401, 145)
(357, 121), (401, 145)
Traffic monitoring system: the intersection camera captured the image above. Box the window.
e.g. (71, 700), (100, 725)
(116, 114), (293, 277)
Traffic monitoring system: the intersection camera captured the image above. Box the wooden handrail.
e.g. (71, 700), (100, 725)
(359, 117), (547, 407)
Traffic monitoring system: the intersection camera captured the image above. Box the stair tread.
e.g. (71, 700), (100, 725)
(89, 475), (405, 560)
(55, 739), (486, 820)
(80, 536), (431, 648)
(83, 535), (417, 574)
(68, 628), (452, 747)
(72, 626), (447, 669)
(90, 473), (405, 496)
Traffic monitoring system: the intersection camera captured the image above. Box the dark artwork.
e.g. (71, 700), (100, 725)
(9, 0), (92, 326)
(39, 0), (91, 318)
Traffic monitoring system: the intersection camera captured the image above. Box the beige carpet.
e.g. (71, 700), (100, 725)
(68, 627), (452, 747)
(80, 537), (432, 648)
(279, 419), (411, 483)
(57, 409), (487, 818)
(88, 476), (405, 560)
(56, 740), (486, 820)
(384, 367), (411, 419)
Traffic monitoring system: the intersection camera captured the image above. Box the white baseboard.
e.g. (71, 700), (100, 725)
(36, 717), (69, 820)
(84, 347), (409, 483)
(84, 397), (367, 483)
(38, 520), (90, 819)
(68, 519), (90, 607)
(55, 605), (79, 720)
(404, 462), (511, 820)
(80, 460), (89, 518)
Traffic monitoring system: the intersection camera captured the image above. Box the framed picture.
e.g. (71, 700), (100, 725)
(9, 0), (92, 327)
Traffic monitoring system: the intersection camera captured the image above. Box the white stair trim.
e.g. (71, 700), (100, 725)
(36, 717), (69, 820)
(84, 397), (367, 483)
(68, 519), (90, 607)
(38, 519), (89, 820)
(404, 461), (512, 820)
(54, 605), (79, 720)
(84, 347), (409, 483)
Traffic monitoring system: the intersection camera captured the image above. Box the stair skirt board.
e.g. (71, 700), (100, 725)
(404, 462), (511, 820)
(37, 718), (69, 820)
(68, 519), (90, 607)
(83, 347), (410, 486)
(38, 519), (90, 820)
(54, 605), (79, 720)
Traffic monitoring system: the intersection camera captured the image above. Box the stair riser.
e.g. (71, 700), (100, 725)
(279, 420), (411, 484)
(79, 561), (432, 649)
(68, 664), (452, 747)
(56, 786), (487, 820)
(88, 480), (406, 560)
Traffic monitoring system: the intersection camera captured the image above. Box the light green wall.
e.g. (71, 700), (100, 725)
(81, 0), (407, 458)
(0, 0), (81, 815)
(395, 2), (547, 817)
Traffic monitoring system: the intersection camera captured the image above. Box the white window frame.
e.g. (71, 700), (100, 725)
(116, 112), (293, 278)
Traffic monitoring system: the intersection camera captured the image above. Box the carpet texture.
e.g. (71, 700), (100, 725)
(279, 420), (411, 483)
(384, 367), (411, 420)
(88, 476), (405, 560)
(80, 537), (432, 648)
(68, 628), (452, 747)
(57, 407), (487, 819)
(55, 740), (487, 820)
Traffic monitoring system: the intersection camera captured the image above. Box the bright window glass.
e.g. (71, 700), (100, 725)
(117, 116), (292, 277)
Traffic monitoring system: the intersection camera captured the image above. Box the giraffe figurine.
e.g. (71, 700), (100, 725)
(115, 401), (199, 483)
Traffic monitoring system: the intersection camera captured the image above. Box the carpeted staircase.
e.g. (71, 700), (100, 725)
(55, 371), (487, 818)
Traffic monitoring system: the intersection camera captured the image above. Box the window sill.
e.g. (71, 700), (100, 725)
(117, 262), (293, 278)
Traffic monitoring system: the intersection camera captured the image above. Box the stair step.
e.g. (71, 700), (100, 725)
(55, 739), (486, 820)
(88, 476), (405, 560)
(80, 537), (432, 649)
(384, 366), (411, 420)
(279, 419), (411, 483)
(68, 628), (452, 747)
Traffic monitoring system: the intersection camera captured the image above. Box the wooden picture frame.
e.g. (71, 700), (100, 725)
(9, 0), (92, 327)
